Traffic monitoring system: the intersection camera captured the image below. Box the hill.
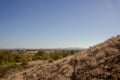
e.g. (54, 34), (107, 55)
(1, 35), (120, 80)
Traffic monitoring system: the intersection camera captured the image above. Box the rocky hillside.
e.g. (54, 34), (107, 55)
(1, 35), (120, 80)
(75, 35), (120, 80)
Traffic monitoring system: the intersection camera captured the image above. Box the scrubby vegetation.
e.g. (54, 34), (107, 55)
(35, 50), (80, 60)
(0, 49), (80, 77)
(0, 49), (79, 64)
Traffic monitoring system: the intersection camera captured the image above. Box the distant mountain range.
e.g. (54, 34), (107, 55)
(0, 47), (87, 50)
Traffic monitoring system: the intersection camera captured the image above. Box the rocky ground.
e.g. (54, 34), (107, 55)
(0, 35), (120, 80)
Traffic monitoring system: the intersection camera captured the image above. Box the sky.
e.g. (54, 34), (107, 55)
(0, 0), (120, 49)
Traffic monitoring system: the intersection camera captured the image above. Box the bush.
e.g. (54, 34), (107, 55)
(51, 52), (63, 60)
(14, 53), (22, 62)
(0, 63), (20, 75)
(21, 54), (28, 67)
(36, 50), (51, 60)
(0, 50), (15, 64)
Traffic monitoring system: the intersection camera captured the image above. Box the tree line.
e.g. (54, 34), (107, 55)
(0, 50), (80, 65)
(0, 50), (80, 75)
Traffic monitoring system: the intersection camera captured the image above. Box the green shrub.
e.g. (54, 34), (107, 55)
(21, 54), (28, 67)
(14, 53), (22, 62)
(0, 51), (15, 64)
(51, 52), (63, 60)
(0, 63), (20, 73)
(36, 50), (51, 60)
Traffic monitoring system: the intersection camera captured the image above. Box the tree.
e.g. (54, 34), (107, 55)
(0, 50), (15, 64)
(36, 50), (51, 60)
(21, 54), (28, 67)
(51, 51), (63, 60)
(14, 53), (22, 62)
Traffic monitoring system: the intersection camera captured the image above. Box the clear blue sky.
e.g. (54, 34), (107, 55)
(0, 0), (120, 49)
